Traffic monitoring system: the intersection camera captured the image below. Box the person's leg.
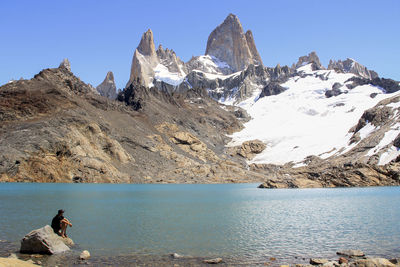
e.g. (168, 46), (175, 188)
(60, 221), (68, 237)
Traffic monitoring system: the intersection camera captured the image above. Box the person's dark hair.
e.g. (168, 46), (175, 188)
(58, 209), (65, 214)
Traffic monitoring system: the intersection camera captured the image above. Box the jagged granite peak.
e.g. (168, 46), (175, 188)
(245, 30), (263, 66)
(205, 13), (263, 72)
(127, 29), (159, 88)
(295, 51), (324, 70)
(328, 58), (378, 79)
(96, 71), (117, 99)
(137, 29), (157, 58)
(59, 58), (71, 72)
(156, 44), (187, 74)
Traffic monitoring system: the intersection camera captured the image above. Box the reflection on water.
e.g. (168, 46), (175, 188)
(0, 184), (399, 263)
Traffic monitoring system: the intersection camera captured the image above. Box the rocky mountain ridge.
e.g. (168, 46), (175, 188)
(124, 14), (383, 107)
(0, 62), (268, 183)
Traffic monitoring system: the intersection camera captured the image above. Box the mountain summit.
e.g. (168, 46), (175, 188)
(127, 29), (160, 87)
(205, 14), (263, 72)
(96, 71), (117, 99)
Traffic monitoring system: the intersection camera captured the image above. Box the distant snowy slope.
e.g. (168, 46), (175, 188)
(228, 63), (398, 165)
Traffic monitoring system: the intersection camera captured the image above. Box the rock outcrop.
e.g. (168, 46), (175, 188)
(205, 13), (263, 72)
(96, 71), (117, 99)
(328, 58), (378, 79)
(20, 225), (74, 254)
(58, 58), (71, 72)
(231, 139), (266, 160)
(345, 76), (400, 94)
(295, 51), (324, 70)
(0, 258), (39, 267)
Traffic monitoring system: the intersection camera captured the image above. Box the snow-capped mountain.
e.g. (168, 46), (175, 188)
(126, 14), (270, 101)
(123, 13), (400, 169)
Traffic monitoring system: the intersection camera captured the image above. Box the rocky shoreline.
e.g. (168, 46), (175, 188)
(1, 238), (399, 267)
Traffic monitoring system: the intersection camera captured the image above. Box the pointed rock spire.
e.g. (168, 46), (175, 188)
(59, 58), (71, 72)
(137, 29), (157, 59)
(245, 30), (263, 66)
(205, 13), (263, 72)
(96, 71), (117, 99)
(127, 29), (159, 87)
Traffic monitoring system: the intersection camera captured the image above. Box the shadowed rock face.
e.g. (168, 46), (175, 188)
(205, 13), (263, 72)
(96, 71), (117, 99)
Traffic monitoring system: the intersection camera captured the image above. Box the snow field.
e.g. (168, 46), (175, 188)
(229, 64), (398, 165)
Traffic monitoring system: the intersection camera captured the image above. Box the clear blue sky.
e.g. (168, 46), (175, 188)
(1, 0), (399, 89)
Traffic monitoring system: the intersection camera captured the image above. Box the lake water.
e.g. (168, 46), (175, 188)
(0, 184), (399, 265)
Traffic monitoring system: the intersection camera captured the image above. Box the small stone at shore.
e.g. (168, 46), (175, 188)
(203, 257), (223, 264)
(310, 258), (329, 265)
(339, 257), (349, 264)
(171, 253), (183, 259)
(322, 261), (340, 267)
(270, 257), (277, 261)
(80, 250), (91, 260)
(337, 249), (365, 257)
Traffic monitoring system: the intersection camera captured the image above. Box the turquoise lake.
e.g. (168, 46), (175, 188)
(0, 184), (399, 264)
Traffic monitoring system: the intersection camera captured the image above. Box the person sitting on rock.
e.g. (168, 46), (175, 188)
(51, 209), (72, 238)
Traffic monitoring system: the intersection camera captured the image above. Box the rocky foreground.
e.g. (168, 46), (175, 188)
(1, 248), (399, 267)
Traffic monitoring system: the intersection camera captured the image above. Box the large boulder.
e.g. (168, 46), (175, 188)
(20, 225), (74, 254)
